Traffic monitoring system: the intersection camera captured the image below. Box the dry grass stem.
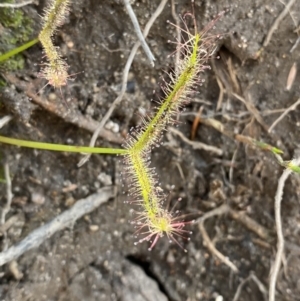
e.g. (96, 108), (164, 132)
(233, 275), (251, 301)
(0, 118), (13, 248)
(252, 238), (272, 249)
(226, 57), (240, 94)
(0, 186), (115, 267)
(215, 75), (224, 111)
(169, 127), (223, 156)
(232, 92), (269, 133)
(269, 157), (300, 301)
(0, 163), (13, 252)
(290, 36), (300, 52)
(196, 204), (238, 272)
(198, 221), (238, 273)
(229, 147), (239, 183)
(195, 203), (272, 274)
(196, 203), (269, 240)
(268, 98), (300, 133)
(262, 0), (296, 49)
(123, 0), (155, 66)
(233, 272), (267, 301)
(1, 164), (13, 226)
(251, 273), (268, 300)
(229, 208), (270, 240)
(196, 203), (230, 224)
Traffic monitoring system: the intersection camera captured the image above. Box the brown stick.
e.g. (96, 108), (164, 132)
(229, 209), (270, 240)
(169, 127), (223, 156)
(262, 0), (296, 48)
(268, 98), (300, 133)
(199, 221), (239, 273)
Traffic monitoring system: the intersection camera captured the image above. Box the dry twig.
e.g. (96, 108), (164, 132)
(269, 157), (300, 301)
(215, 75), (224, 111)
(0, 163), (13, 252)
(1, 164), (13, 227)
(79, 0), (168, 166)
(169, 127), (223, 156)
(229, 208), (270, 240)
(233, 272), (268, 301)
(198, 221), (238, 273)
(232, 92), (269, 133)
(123, 0), (155, 66)
(262, 0), (296, 49)
(196, 204), (230, 224)
(290, 36), (300, 53)
(196, 204), (239, 272)
(226, 56), (240, 94)
(233, 275), (251, 301)
(0, 186), (115, 266)
(196, 202), (272, 274)
(0, 118), (14, 245)
(229, 147), (238, 183)
(268, 98), (300, 133)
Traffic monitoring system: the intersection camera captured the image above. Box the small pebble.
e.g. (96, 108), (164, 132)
(65, 197), (75, 207)
(89, 225), (99, 232)
(31, 192), (45, 205)
(48, 93), (56, 101)
(97, 172), (112, 186)
(67, 41), (74, 48)
(166, 250), (175, 264)
(105, 120), (120, 133)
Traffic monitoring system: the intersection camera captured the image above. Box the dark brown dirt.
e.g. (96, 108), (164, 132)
(1, 0), (300, 300)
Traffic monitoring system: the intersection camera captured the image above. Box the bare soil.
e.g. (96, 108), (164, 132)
(1, 0), (300, 300)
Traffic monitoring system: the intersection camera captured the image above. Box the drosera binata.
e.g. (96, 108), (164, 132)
(123, 12), (224, 251)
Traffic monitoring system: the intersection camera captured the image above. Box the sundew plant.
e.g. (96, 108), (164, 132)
(38, 0), (70, 88)
(0, 0), (225, 251)
(122, 15), (225, 251)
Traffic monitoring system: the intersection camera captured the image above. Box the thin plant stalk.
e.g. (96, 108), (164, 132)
(0, 38), (39, 63)
(0, 135), (127, 155)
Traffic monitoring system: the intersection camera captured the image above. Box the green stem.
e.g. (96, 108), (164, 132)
(0, 38), (39, 62)
(0, 135), (127, 155)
